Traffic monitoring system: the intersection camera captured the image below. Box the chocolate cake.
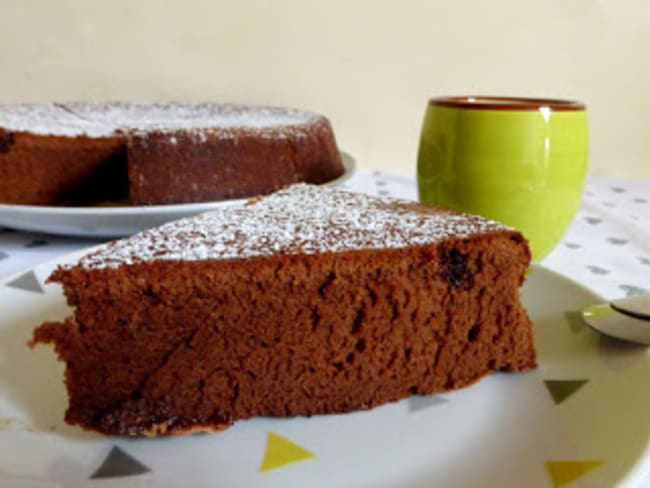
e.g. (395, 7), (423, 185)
(31, 184), (536, 436)
(0, 102), (343, 205)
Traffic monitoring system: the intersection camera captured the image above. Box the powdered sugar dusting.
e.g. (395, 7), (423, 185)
(0, 103), (114, 137)
(78, 185), (509, 270)
(65, 102), (320, 131)
(0, 102), (322, 137)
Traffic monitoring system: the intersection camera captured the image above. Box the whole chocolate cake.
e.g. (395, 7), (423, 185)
(0, 102), (343, 205)
(31, 184), (536, 436)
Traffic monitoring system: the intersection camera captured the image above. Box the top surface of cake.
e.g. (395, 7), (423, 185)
(0, 102), (323, 138)
(0, 103), (107, 137)
(78, 184), (509, 270)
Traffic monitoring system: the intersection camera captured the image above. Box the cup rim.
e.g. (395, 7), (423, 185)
(429, 96), (585, 111)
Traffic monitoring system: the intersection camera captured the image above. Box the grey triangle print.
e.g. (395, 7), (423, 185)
(606, 237), (628, 246)
(620, 284), (649, 297)
(586, 265), (610, 275)
(91, 446), (151, 479)
(408, 394), (449, 413)
(25, 238), (49, 248)
(6, 270), (44, 293)
(564, 242), (581, 249)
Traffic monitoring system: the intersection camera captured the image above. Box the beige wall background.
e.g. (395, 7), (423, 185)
(1, 0), (649, 179)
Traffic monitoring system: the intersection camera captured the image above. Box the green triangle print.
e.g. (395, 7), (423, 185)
(91, 446), (151, 479)
(546, 460), (604, 487)
(564, 311), (586, 334)
(544, 380), (589, 405)
(6, 270), (44, 294)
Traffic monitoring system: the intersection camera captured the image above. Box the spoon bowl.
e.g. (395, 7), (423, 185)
(582, 296), (650, 346)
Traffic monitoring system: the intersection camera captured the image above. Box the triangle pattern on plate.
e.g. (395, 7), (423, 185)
(544, 380), (589, 405)
(545, 460), (604, 487)
(6, 270), (44, 294)
(564, 311), (586, 334)
(90, 446), (151, 479)
(408, 394), (449, 413)
(260, 431), (315, 472)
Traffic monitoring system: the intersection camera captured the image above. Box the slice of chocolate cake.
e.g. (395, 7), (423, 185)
(31, 184), (536, 436)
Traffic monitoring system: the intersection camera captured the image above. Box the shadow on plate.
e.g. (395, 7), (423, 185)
(0, 305), (99, 440)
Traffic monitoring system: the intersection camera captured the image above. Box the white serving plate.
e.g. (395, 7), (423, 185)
(0, 152), (355, 238)
(0, 255), (648, 488)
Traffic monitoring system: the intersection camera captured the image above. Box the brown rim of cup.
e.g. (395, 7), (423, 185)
(429, 96), (585, 111)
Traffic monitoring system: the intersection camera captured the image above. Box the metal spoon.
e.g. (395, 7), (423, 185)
(582, 295), (650, 345)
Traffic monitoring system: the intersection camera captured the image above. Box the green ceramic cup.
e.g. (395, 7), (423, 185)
(417, 96), (588, 262)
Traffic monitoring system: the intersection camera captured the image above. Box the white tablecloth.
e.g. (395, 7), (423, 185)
(1, 170), (649, 302)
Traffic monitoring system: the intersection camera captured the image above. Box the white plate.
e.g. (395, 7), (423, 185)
(0, 152), (355, 239)
(0, 255), (648, 488)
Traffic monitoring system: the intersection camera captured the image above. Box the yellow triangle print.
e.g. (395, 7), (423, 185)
(260, 431), (315, 472)
(545, 460), (604, 487)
